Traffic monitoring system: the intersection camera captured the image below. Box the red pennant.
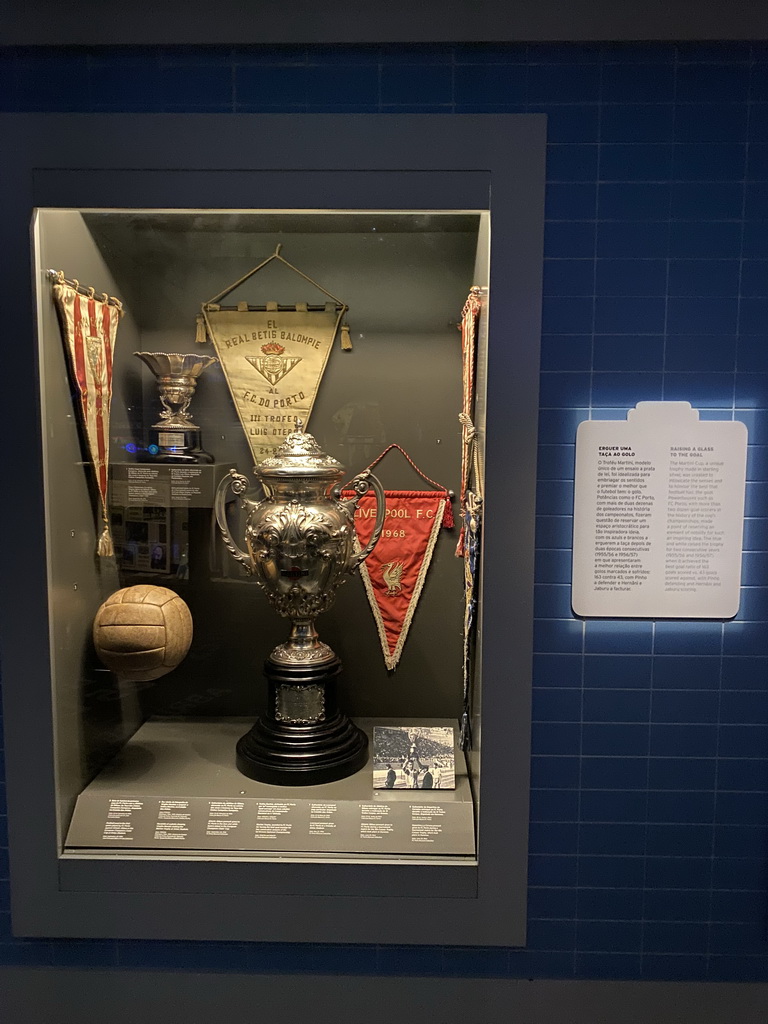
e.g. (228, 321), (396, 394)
(342, 489), (449, 670)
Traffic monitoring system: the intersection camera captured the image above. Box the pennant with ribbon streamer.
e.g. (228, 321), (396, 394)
(50, 271), (123, 557)
(197, 245), (350, 463)
(456, 286), (483, 558)
(342, 445), (453, 671)
(455, 287), (484, 747)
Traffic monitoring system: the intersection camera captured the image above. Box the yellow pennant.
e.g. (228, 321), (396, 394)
(203, 304), (342, 462)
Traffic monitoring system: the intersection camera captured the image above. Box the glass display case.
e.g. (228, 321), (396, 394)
(0, 113), (543, 944)
(37, 206), (486, 860)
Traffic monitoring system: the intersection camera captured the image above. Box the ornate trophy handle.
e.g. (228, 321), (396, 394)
(215, 469), (256, 575)
(345, 470), (387, 572)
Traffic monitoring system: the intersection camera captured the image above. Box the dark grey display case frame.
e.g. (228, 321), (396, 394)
(0, 113), (545, 945)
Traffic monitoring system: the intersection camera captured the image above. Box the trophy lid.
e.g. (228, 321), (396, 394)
(256, 421), (345, 480)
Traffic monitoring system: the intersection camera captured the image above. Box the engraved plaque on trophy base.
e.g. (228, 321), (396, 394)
(236, 656), (369, 786)
(140, 425), (214, 465)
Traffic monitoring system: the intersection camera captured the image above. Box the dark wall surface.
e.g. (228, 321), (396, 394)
(1, 41), (768, 984)
(1, 1), (768, 45)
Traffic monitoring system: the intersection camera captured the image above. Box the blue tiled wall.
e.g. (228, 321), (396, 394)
(1, 41), (767, 982)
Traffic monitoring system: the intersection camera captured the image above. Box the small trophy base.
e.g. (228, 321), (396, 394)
(235, 656), (369, 786)
(140, 425), (214, 464)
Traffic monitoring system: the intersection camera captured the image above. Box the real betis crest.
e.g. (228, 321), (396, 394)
(197, 245), (351, 463)
(245, 342), (302, 387)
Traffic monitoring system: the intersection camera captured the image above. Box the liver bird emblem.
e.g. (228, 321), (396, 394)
(381, 560), (405, 595)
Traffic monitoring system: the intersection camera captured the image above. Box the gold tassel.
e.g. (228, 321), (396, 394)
(195, 313), (208, 345)
(97, 523), (114, 558)
(341, 324), (352, 351)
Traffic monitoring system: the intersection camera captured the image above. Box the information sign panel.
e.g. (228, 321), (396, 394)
(572, 402), (748, 618)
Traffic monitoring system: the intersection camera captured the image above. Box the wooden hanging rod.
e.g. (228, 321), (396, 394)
(204, 302), (346, 313)
(46, 270), (124, 309)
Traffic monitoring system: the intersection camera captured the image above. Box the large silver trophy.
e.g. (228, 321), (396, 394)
(134, 351), (217, 463)
(215, 422), (386, 785)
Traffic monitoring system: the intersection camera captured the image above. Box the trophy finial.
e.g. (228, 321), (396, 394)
(295, 417), (304, 432)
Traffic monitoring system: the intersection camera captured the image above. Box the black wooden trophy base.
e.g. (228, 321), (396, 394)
(140, 425), (214, 464)
(236, 655), (369, 786)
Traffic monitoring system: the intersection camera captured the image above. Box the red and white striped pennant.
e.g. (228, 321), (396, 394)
(52, 273), (122, 557)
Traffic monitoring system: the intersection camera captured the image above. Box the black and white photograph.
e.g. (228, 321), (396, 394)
(373, 726), (456, 790)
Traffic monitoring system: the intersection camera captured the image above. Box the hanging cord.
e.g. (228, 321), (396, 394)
(197, 244), (350, 349)
(355, 443), (455, 528)
(204, 244), (346, 308)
